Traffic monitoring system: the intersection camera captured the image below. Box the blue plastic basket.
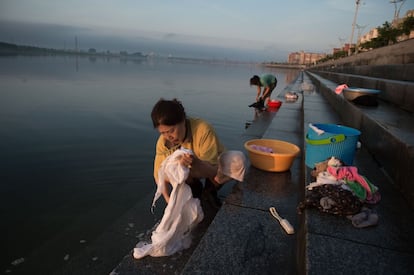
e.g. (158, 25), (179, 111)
(305, 124), (360, 168)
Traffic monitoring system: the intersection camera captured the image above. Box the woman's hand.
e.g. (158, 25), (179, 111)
(191, 157), (217, 179)
(179, 153), (218, 180)
(179, 153), (193, 168)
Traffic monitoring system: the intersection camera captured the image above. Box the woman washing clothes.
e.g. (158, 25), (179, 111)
(133, 98), (246, 259)
(249, 74), (277, 108)
(151, 98), (245, 206)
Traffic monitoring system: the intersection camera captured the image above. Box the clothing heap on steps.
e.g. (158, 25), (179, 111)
(297, 157), (380, 228)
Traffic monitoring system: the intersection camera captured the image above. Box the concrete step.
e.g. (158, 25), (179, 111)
(322, 64), (414, 82)
(306, 71), (414, 209)
(300, 72), (414, 274)
(310, 39), (414, 82)
(308, 70), (414, 113)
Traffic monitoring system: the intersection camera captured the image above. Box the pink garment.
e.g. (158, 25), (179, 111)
(335, 84), (348, 95)
(327, 166), (372, 200)
(250, 144), (273, 153)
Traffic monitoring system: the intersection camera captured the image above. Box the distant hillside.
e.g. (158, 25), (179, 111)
(0, 41), (147, 58)
(0, 41), (65, 55)
(0, 41), (256, 64)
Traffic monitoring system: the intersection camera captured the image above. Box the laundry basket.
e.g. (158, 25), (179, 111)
(305, 124), (360, 168)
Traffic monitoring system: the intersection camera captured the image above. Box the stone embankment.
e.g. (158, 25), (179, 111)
(310, 38), (414, 82)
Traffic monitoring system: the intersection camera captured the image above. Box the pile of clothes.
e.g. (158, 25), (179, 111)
(297, 156), (381, 228)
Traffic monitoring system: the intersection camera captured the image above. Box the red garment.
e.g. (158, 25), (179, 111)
(327, 166), (372, 200)
(335, 84), (348, 95)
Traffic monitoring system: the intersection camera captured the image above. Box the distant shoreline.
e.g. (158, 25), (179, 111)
(0, 41), (301, 68)
(0, 41), (245, 65)
(263, 63), (306, 69)
(0, 41), (146, 58)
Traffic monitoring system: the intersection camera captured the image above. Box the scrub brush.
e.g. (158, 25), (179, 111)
(269, 207), (295, 235)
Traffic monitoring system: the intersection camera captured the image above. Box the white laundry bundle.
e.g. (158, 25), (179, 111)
(133, 148), (204, 259)
(215, 150), (246, 184)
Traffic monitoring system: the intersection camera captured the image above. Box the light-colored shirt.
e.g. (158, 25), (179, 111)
(260, 74), (277, 87)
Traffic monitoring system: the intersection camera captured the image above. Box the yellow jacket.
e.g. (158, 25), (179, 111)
(153, 117), (225, 183)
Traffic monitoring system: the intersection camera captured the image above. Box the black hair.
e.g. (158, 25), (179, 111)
(250, 75), (261, 86)
(151, 98), (186, 128)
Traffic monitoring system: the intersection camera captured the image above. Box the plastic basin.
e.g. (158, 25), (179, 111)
(267, 100), (282, 108)
(244, 139), (300, 172)
(343, 87), (381, 101)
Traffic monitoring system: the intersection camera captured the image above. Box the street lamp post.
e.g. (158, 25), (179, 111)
(348, 0), (361, 56)
(390, 0), (405, 21)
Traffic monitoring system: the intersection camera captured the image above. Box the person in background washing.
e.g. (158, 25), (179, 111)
(151, 98), (246, 207)
(249, 74), (278, 108)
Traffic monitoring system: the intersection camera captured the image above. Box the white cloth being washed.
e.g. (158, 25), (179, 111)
(133, 148), (204, 259)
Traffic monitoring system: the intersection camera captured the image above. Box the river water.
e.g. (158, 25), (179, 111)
(0, 55), (299, 273)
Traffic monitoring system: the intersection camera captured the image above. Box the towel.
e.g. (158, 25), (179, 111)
(133, 148), (204, 259)
(327, 166), (376, 202)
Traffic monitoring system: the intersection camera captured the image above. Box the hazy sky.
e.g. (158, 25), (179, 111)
(0, 0), (413, 61)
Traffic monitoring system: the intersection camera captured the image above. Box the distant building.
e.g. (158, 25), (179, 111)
(332, 48), (342, 55)
(288, 51), (327, 65)
(395, 9), (414, 42)
(332, 43), (354, 55)
(359, 28), (379, 44)
(358, 9), (414, 45)
(392, 9), (414, 27)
